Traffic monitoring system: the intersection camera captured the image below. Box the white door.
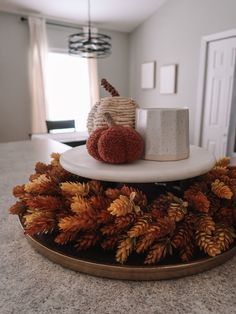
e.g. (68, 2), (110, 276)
(201, 37), (236, 159)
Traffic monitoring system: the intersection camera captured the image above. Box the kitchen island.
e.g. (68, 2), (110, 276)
(0, 138), (235, 314)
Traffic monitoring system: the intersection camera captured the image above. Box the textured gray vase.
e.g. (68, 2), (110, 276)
(136, 108), (189, 161)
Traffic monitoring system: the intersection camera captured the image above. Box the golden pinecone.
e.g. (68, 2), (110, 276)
(214, 224), (235, 251)
(135, 226), (161, 253)
(116, 237), (134, 264)
(167, 195), (188, 222)
(24, 174), (58, 195)
(195, 231), (221, 256)
(127, 215), (151, 238)
(60, 182), (90, 197)
(195, 214), (215, 235)
(71, 196), (92, 214)
(50, 152), (61, 167)
(107, 192), (140, 217)
(211, 179), (233, 199)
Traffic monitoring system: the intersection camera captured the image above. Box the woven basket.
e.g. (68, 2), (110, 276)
(87, 96), (138, 134)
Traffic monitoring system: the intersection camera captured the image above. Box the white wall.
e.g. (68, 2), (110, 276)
(129, 0), (236, 143)
(0, 12), (129, 142)
(0, 12), (31, 142)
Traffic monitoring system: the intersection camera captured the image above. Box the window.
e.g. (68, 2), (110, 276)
(46, 52), (91, 132)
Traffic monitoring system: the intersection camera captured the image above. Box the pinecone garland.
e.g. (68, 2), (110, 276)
(9, 153), (236, 265)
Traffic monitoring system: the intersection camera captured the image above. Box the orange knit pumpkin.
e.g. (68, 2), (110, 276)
(86, 113), (144, 164)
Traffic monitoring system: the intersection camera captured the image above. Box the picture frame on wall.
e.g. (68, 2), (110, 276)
(160, 64), (177, 94)
(141, 61), (155, 89)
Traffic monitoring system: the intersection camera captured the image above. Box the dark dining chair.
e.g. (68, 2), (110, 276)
(45, 120), (76, 133)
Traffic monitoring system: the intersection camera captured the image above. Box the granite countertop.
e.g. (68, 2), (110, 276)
(0, 139), (236, 314)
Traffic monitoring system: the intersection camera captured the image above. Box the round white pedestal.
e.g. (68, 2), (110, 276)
(60, 145), (215, 183)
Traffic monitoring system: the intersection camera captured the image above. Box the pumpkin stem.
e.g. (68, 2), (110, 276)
(104, 112), (116, 127)
(101, 78), (120, 97)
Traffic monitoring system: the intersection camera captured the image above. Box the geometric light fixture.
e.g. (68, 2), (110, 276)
(69, 0), (111, 58)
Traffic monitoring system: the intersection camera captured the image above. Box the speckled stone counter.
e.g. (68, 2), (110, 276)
(1, 139), (236, 314)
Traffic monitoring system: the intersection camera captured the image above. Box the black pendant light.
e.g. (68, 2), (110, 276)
(69, 0), (111, 58)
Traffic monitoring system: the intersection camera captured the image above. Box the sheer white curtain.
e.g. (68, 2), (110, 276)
(28, 17), (48, 133)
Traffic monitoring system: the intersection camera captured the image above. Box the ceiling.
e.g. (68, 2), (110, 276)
(0, 0), (167, 32)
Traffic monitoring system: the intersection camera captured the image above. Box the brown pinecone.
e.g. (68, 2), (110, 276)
(101, 235), (120, 251)
(88, 180), (104, 195)
(75, 232), (99, 251)
(179, 241), (195, 262)
(144, 241), (167, 265)
(208, 193), (221, 215)
(105, 188), (121, 200)
(184, 188), (210, 213)
(12, 184), (25, 198)
(171, 221), (193, 249)
(101, 78), (120, 96)
(9, 201), (27, 215)
(215, 207), (234, 226)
